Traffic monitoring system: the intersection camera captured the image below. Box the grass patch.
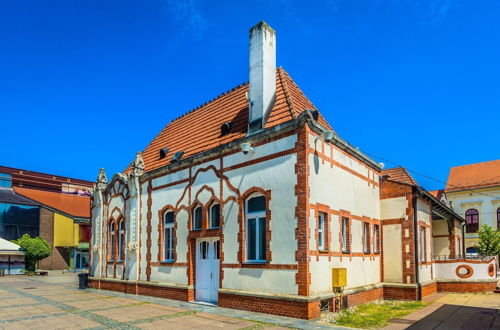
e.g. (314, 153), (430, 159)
(333, 301), (428, 329)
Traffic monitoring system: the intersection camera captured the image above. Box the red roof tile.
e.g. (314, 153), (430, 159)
(127, 68), (332, 173)
(382, 167), (418, 186)
(445, 159), (500, 192)
(13, 187), (90, 218)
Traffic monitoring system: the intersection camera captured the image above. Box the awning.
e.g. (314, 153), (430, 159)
(0, 238), (25, 256)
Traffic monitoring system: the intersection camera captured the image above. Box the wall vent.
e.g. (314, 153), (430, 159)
(159, 147), (169, 159)
(171, 151), (184, 163)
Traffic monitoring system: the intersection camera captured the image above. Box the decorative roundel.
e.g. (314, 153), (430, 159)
(488, 264), (495, 277)
(456, 264), (474, 279)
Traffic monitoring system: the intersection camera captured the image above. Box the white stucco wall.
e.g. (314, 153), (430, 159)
(383, 224), (403, 283)
(380, 197), (408, 220)
(433, 259), (495, 280)
(308, 135), (382, 293)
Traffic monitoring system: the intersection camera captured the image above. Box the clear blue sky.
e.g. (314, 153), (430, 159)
(1, 1), (498, 190)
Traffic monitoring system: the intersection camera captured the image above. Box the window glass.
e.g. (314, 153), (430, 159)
(363, 222), (370, 253)
(465, 209), (479, 233)
(0, 203), (39, 240)
(165, 211), (174, 224)
(193, 206), (202, 230)
(201, 241), (209, 259)
(247, 196), (266, 213)
(247, 218), (257, 260)
(109, 222), (115, 260)
(341, 217), (349, 252)
(258, 217), (266, 259)
(497, 208), (500, 230)
(318, 212), (325, 250)
(420, 227), (426, 262)
(0, 173), (11, 188)
(214, 240), (220, 260)
(118, 220), (125, 261)
(373, 225), (380, 253)
(210, 204), (220, 228)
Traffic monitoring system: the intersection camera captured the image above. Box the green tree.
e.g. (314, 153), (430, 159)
(476, 225), (500, 256)
(12, 234), (51, 272)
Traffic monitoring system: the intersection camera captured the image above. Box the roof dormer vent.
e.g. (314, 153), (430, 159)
(220, 122), (233, 136)
(171, 151), (184, 163)
(159, 147), (169, 159)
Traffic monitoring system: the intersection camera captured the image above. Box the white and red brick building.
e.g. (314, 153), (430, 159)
(88, 22), (497, 319)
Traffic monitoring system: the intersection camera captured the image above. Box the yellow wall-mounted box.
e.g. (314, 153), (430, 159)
(332, 268), (347, 288)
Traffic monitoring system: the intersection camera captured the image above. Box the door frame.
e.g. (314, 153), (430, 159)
(195, 237), (220, 304)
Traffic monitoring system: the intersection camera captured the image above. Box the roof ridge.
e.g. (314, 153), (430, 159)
(277, 67), (296, 119)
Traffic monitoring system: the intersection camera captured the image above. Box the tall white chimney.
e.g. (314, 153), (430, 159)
(248, 21), (276, 133)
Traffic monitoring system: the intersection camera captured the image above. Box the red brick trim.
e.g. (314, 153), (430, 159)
(488, 264), (495, 277)
(295, 125), (310, 296)
(222, 263), (297, 269)
(456, 264), (474, 279)
(437, 281), (496, 293)
(344, 287), (383, 307)
(218, 292), (320, 320)
(433, 258), (495, 264)
(383, 286), (418, 300)
(223, 148), (296, 173)
(422, 282), (437, 297)
(314, 204), (331, 253)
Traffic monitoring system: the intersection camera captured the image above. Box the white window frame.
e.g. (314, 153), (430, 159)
(318, 212), (325, 250)
(209, 203), (220, 229)
(163, 211), (174, 261)
(109, 222), (115, 261)
(373, 224), (380, 253)
(118, 220), (125, 261)
(341, 217), (349, 253)
(192, 206), (202, 230)
(420, 226), (426, 262)
(363, 222), (370, 254)
(245, 195), (266, 263)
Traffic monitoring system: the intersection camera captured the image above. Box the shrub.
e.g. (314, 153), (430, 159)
(477, 225), (500, 256)
(12, 234), (51, 272)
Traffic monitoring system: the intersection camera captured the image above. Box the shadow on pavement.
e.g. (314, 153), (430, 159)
(407, 304), (499, 329)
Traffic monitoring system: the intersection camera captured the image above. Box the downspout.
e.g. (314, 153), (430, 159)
(412, 187), (422, 301)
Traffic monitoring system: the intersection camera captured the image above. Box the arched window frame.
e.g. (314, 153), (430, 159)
(465, 209), (479, 233)
(162, 210), (175, 262)
(192, 204), (203, 231)
(117, 219), (125, 261)
(245, 193), (267, 262)
(209, 202), (221, 229)
(108, 221), (115, 261)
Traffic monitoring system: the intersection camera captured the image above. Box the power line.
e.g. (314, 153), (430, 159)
(362, 151), (500, 200)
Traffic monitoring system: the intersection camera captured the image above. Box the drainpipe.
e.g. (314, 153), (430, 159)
(413, 188), (422, 301)
(461, 222), (466, 257)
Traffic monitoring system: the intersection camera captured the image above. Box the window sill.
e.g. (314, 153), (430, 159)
(159, 260), (175, 264)
(208, 227), (220, 230)
(318, 250), (330, 254)
(341, 250), (350, 254)
(191, 229), (202, 231)
(244, 261), (267, 264)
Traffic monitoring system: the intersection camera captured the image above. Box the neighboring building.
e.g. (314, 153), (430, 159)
(0, 166), (92, 270)
(89, 22), (497, 319)
(0, 237), (25, 275)
(444, 160), (500, 253)
(380, 168), (480, 299)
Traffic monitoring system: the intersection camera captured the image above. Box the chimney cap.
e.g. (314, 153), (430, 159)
(249, 21), (276, 34)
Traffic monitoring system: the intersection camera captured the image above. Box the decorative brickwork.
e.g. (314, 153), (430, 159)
(437, 282), (496, 293)
(344, 287), (383, 307)
(218, 293), (321, 319)
(383, 286), (418, 300)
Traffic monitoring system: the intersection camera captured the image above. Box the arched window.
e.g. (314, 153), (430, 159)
(192, 206), (202, 230)
(245, 195), (266, 262)
(108, 222), (115, 261)
(118, 220), (125, 261)
(209, 203), (220, 229)
(497, 208), (500, 230)
(163, 211), (175, 261)
(465, 209), (479, 233)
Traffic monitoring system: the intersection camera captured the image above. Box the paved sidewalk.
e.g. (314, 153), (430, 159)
(0, 274), (341, 330)
(383, 293), (500, 330)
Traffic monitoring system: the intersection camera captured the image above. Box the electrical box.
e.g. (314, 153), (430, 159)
(332, 268), (347, 288)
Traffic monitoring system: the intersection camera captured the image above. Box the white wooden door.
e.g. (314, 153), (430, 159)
(195, 238), (220, 303)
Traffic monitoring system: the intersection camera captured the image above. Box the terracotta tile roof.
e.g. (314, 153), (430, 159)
(445, 159), (500, 192)
(13, 187), (90, 218)
(381, 167), (418, 186)
(127, 67), (332, 173)
(429, 189), (444, 200)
